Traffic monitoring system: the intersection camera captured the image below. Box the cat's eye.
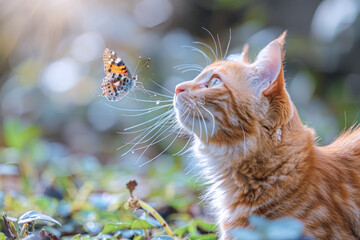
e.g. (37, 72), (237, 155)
(207, 77), (222, 88)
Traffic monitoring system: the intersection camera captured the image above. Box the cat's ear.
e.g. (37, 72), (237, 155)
(252, 31), (293, 131)
(226, 44), (251, 63)
(251, 31), (286, 97)
(241, 44), (251, 64)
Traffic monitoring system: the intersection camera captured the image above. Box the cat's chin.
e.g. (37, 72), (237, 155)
(174, 108), (214, 141)
(174, 109), (197, 135)
(174, 93), (219, 142)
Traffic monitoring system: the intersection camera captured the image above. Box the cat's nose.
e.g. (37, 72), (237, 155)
(175, 83), (187, 95)
(175, 86), (185, 95)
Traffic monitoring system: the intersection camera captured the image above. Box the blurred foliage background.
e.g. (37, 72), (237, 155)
(0, 0), (360, 238)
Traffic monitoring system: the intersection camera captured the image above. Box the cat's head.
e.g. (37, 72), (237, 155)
(173, 31), (293, 149)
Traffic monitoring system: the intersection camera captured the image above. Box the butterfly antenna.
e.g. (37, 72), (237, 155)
(133, 56), (142, 75)
(135, 58), (151, 75)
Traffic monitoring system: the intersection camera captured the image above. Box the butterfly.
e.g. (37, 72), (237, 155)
(101, 48), (149, 101)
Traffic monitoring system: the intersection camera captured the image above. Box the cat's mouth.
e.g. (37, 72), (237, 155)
(174, 94), (216, 141)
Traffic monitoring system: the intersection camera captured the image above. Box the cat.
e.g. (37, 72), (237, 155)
(173, 31), (360, 240)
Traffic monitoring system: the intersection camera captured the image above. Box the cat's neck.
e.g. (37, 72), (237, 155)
(194, 107), (315, 207)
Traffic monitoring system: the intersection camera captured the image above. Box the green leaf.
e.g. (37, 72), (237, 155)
(71, 234), (82, 239)
(17, 211), (62, 227)
(131, 219), (154, 229)
(174, 225), (188, 238)
(151, 236), (174, 240)
(194, 219), (217, 232)
(134, 235), (143, 240)
(3, 118), (41, 150)
(188, 233), (217, 240)
(187, 221), (197, 235)
(0, 232), (6, 240)
(102, 222), (131, 234)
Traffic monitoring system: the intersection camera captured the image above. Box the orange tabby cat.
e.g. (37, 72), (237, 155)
(173, 31), (360, 240)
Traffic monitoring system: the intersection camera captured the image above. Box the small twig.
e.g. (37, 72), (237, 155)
(2, 213), (18, 240)
(137, 199), (174, 237)
(126, 180), (174, 237)
(19, 222), (28, 237)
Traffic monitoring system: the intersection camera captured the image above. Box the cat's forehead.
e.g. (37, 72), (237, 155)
(204, 61), (229, 74)
(200, 60), (249, 83)
(204, 61), (246, 75)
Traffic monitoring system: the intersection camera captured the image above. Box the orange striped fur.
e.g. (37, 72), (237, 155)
(173, 32), (360, 240)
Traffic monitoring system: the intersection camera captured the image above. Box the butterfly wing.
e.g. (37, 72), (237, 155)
(101, 73), (134, 101)
(102, 48), (136, 101)
(103, 48), (132, 79)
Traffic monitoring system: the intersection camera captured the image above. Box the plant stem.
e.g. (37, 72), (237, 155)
(138, 199), (174, 237)
(19, 223), (28, 237)
(9, 221), (19, 239)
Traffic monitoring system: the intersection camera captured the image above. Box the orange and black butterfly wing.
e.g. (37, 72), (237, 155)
(103, 48), (132, 79)
(101, 48), (136, 101)
(101, 73), (135, 101)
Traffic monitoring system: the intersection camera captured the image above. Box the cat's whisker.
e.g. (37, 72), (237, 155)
(119, 124), (175, 146)
(182, 45), (211, 65)
(181, 69), (202, 74)
(125, 96), (173, 103)
(133, 123), (179, 151)
(199, 105), (215, 137)
(224, 28), (232, 59)
(174, 63), (204, 70)
(196, 111), (203, 142)
(123, 107), (181, 157)
(173, 137), (190, 156)
(118, 112), (173, 150)
(147, 90), (174, 99)
(134, 120), (178, 163)
(173, 110), (195, 156)
(175, 66), (203, 70)
(121, 112), (176, 155)
(119, 120), (174, 136)
(131, 109), (184, 153)
(138, 128), (182, 168)
(119, 124), (176, 147)
(173, 135), (193, 156)
(133, 109), (189, 155)
(175, 67), (203, 71)
(175, 66), (203, 72)
(176, 67), (203, 72)
(120, 105), (173, 117)
(105, 103), (171, 112)
(148, 79), (175, 95)
(179, 146), (193, 157)
(124, 110), (172, 131)
(193, 41), (217, 62)
(202, 27), (218, 60)
(196, 106), (209, 142)
(145, 89), (174, 99)
(217, 33), (223, 60)
(116, 122), (172, 135)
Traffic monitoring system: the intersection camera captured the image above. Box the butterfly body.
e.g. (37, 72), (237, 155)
(101, 48), (136, 101)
